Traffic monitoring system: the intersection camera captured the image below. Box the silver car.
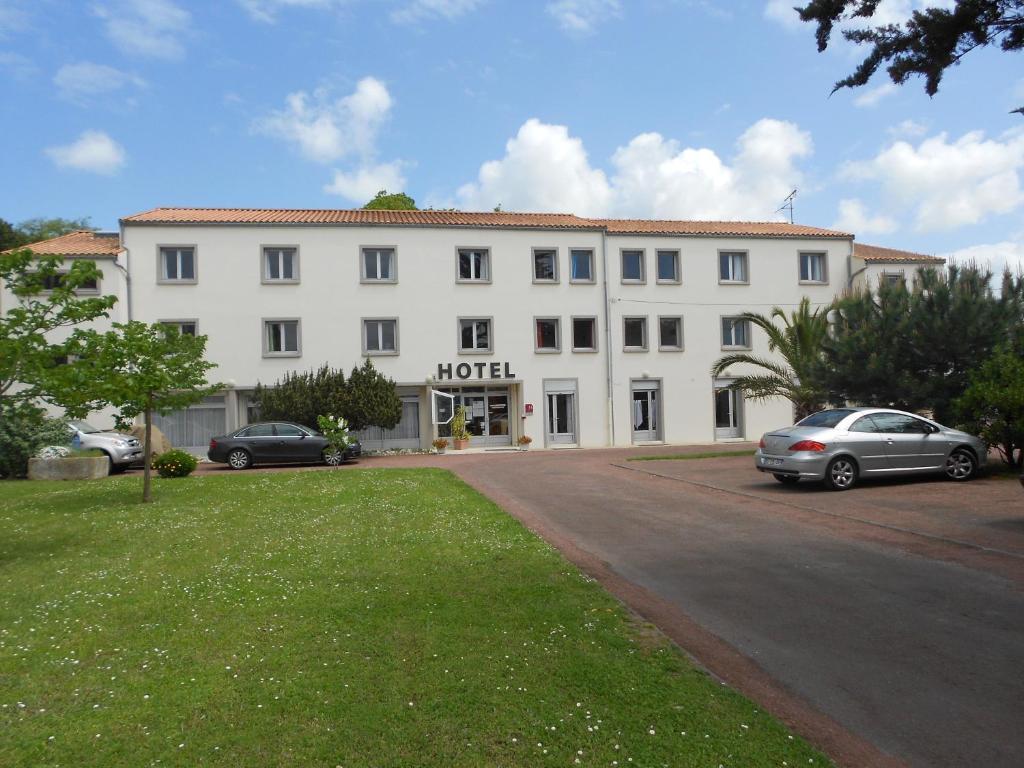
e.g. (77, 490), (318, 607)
(68, 420), (144, 474)
(754, 408), (988, 491)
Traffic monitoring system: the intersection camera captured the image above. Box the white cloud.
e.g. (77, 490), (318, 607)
(841, 128), (1024, 231)
(887, 119), (928, 138)
(763, 0), (801, 28)
(833, 198), (898, 235)
(254, 76), (393, 163)
(324, 161), (407, 201)
(546, 0), (621, 35)
(455, 117), (812, 220)
(237, 0), (342, 24)
(94, 0), (191, 59)
(0, 50), (36, 80)
(0, 1), (31, 36)
(764, 1), (955, 33)
(54, 61), (146, 102)
(45, 131), (126, 175)
(391, 0), (484, 24)
(942, 239), (1024, 279)
(852, 81), (897, 108)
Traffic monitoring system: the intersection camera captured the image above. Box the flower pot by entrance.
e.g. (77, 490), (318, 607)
(453, 438), (470, 450)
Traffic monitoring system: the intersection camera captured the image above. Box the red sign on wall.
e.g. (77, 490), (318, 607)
(524, 403), (534, 415)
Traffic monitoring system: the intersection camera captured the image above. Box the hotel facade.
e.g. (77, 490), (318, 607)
(4, 208), (944, 452)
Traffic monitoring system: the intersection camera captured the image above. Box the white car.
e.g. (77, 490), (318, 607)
(68, 420), (143, 474)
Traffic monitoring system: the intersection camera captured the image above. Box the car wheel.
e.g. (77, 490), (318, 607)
(323, 448), (344, 466)
(824, 456), (858, 491)
(227, 448), (252, 470)
(773, 474), (799, 485)
(945, 448), (976, 481)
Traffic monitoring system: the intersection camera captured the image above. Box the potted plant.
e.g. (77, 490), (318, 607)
(432, 438), (449, 454)
(517, 435), (533, 451)
(450, 406), (470, 450)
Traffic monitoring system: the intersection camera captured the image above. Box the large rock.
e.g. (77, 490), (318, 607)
(28, 457), (109, 480)
(128, 424), (173, 456)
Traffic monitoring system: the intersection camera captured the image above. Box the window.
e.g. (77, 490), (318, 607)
(39, 272), (99, 294)
(263, 319), (300, 357)
(363, 318), (398, 355)
(458, 318), (492, 353)
(238, 423), (274, 438)
(362, 247), (396, 282)
(799, 409), (857, 428)
(658, 316), (683, 350)
(159, 246), (196, 283)
(849, 415), (879, 433)
(274, 423), (308, 437)
(656, 250), (680, 283)
(572, 317), (597, 351)
(621, 250), (645, 283)
(719, 251), (748, 283)
(882, 271), (904, 287)
(869, 412), (934, 434)
(263, 247), (298, 282)
(160, 319), (198, 337)
(570, 249), (594, 282)
(721, 317), (751, 349)
(799, 252), (827, 283)
(533, 248), (558, 282)
(535, 318), (561, 352)
(457, 248), (490, 282)
(623, 316), (648, 350)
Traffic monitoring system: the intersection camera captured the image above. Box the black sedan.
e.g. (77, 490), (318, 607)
(208, 421), (361, 470)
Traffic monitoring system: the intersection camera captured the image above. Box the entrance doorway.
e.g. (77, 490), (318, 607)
(631, 380), (661, 442)
(543, 379), (578, 446)
(438, 386), (512, 447)
(714, 382), (743, 439)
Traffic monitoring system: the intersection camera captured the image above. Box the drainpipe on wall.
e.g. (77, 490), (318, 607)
(117, 220), (133, 321)
(847, 238), (866, 292)
(600, 229), (616, 447)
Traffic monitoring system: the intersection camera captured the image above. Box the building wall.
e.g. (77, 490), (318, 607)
(855, 261), (934, 292)
(123, 222), (856, 449)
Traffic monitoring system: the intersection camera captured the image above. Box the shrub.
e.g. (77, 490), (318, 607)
(954, 345), (1024, 468)
(152, 449), (198, 478)
(0, 402), (69, 479)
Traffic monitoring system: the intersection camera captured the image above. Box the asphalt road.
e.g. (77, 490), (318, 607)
(419, 447), (1024, 768)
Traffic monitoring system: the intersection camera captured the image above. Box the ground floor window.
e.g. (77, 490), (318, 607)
(631, 380), (660, 442)
(714, 382), (743, 439)
(437, 386), (511, 446)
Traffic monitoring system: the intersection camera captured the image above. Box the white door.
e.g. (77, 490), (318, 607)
(631, 382), (660, 442)
(547, 392), (576, 445)
(713, 385), (742, 440)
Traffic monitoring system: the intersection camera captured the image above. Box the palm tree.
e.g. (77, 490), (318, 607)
(710, 298), (830, 421)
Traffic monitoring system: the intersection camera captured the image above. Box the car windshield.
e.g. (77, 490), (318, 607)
(68, 420), (101, 434)
(796, 409), (857, 429)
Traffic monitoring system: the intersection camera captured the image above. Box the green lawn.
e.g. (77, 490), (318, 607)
(629, 450), (757, 462)
(0, 469), (829, 767)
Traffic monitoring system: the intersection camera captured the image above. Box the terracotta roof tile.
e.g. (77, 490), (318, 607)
(121, 207), (851, 238)
(854, 242), (944, 264)
(7, 230), (121, 257)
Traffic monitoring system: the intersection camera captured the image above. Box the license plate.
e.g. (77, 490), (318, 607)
(761, 457), (783, 466)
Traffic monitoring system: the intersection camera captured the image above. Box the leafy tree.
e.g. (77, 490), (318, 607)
(16, 217), (95, 243)
(363, 190), (417, 210)
(0, 249), (116, 412)
(0, 401), (69, 478)
(344, 359), (401, 431)
(710, 298), (831, 420)
(71, 323), (219, 502)
(254, 360), (400, 432)
(0, 218), (24, 251)
(797, 0), (1024, 113)
(954, 345), (1024, 467)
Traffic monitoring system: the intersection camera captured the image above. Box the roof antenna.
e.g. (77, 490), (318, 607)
(776, 189), (797, 224)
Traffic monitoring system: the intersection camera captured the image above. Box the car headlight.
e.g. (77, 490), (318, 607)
(113, 440), (128, 447)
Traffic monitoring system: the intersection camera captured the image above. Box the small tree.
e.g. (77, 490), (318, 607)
(710, 298), (831, 420)
(954, 346), (1024, 468)
(254, 365), (347, 429)
(0, 250), (116, 411)
(345, 359), (401, 431)
(74, 323), (219, 502)
(363, 190), (417, 210)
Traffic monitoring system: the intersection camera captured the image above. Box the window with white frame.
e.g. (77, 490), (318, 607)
(719, 251), (748, 283)
(362, 247), (396, 282)
(39, 271), (99, 294)
(160, 319), (198, 337)
(533, 248), (558, 282)
(570, 249), (594, 282)
(263, 247), (298, 282)
(882, 271), (904, 287)
(572, 317), (597, 351)
(535, 317), (561, 352)
(659, 316), (683, 350)
(458, 318), (492, 352)
(721, 317), (751, 349)
(621, 250), (645, 283)
(457, 248), (490, 282)
(363, 318), (398, 354)
(799, 252), (827, 283)
(656, 249), (680, 283)
(623, 316), (648, 350)
(263, 319), (300, 356)
(159, 246), (196, 283)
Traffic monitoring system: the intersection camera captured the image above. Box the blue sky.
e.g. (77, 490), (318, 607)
(1, 0), (1022, 271)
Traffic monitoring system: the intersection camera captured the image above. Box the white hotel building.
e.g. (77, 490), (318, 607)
(6, 208), (944, 452)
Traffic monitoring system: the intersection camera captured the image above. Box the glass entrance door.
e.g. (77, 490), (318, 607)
(487, 393), (510, 445)
(631, 383), (660, 442)
(547, 392), (576, 445)
(714, 386), (742, 439)
(438, 386), (512, 447)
